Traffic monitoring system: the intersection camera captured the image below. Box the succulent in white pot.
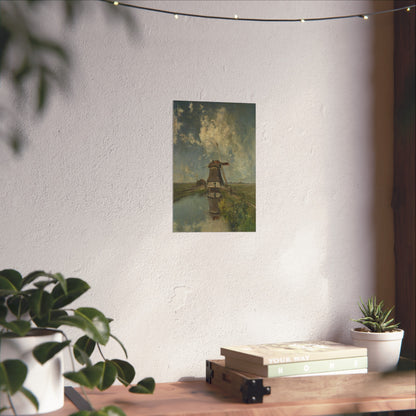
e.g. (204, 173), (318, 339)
(351, 296), (404, 372)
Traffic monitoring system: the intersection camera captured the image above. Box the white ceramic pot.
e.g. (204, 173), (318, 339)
(351, 328), (404, 372)
(0, 329), (64, 415)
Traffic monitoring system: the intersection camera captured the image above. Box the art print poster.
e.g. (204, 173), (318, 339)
(173, 101), (255, 232)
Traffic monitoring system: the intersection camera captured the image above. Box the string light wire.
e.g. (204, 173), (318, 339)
(100, 0), (415, 23)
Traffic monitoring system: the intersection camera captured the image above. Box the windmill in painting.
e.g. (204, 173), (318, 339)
(173, 101), (255, 232)
(207, 160), (228, 192)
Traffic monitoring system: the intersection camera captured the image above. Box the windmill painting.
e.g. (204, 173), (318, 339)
(173, 101), (255, 232)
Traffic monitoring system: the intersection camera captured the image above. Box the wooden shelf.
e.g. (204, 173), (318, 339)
(50, 367), (415, 416)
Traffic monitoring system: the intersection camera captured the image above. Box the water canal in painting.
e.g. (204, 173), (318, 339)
(173, 194), (230, 232)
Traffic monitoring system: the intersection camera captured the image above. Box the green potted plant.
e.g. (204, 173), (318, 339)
(351, 296), (404, 372)
(0, 269), (155, 416)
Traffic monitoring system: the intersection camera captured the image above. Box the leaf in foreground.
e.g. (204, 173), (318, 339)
(64, 366), (102, 389)
(20, 386), (39, 411)
(0, 319), (31, 336)
(128, 377), (155, 394)
(33, 340), (71, 364)
(110, 359), (135, 386)
(94, 361), (117, 391)
(74, 335), (96, 365)
(69, 405), (126, 416)
(0, 360), (27, 395)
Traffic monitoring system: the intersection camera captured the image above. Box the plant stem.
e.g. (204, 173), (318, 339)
(97, 343), (106, 361)
(17, 297), (22, 320)
(61, 332), (94, 411)
(7, 393), (17, 416)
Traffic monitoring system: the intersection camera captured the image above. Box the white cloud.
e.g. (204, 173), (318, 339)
(179, 132), (198, 146)
(199, 106), (254, 182)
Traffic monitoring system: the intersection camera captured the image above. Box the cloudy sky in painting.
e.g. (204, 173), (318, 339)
(173, 101), (255, 183)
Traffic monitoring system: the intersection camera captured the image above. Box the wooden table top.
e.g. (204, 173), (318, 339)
(50, 371), (416, 416)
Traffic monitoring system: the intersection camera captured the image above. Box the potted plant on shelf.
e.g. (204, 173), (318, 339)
(351, 296), (404, 372)
(0, 269), (155, 416)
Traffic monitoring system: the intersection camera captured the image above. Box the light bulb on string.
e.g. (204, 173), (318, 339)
(100, 1), (416, 24)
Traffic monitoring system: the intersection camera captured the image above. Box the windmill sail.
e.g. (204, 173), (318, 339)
(215, 142), (229, 186)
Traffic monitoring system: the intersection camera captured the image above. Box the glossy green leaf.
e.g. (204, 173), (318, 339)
(74, 308), (110, 345)
(74, 335), (96, 365)
(46, 309), (69, 328)
(0, 276), (19, 296)
(68, 412), (91, 416)
(19, 386), (39, 411)
(73, 349), (92, 368)
(22, 270), (51, 287)
(7, 295), (29, 318)
(33, 280), (54, 290)
(0, 319), (31, 336)
(52, 273), (67, 294)
(23, 271), (67, 294)
(33, 340), (70, 364)
(0, 303), (7, 321)
(69, 407), (126, 416)
(52, 315), (90, 333)
(29, 289), (53, 317)
(128, 377), (155, 394)
(0, 270), (22, 291)
(94, 361), (117, 391)
(51, 278), (90, 309)
(97, 406), (127, 416)
(29, 290), (53, 327)
(54, 309), (109, 345)
(110, 359), (135, 386)
(64, 366), (102, 389)
(0, 359), (27, 395)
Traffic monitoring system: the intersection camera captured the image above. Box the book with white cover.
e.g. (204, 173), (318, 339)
(224, 355), (368, 377)
(221, 340), (367, 366)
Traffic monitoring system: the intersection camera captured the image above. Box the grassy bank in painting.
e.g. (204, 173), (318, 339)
(173, 183), (255, 232)
(219, 184), (256, 232)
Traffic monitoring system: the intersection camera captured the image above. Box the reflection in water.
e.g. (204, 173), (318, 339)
(173, 193), (230, 232)
(208, 196), (220, 220)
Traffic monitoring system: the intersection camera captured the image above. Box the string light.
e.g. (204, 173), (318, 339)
(99, 0), (415, 23)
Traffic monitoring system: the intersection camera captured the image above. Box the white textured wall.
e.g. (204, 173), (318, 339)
(0, 1), (394, 382)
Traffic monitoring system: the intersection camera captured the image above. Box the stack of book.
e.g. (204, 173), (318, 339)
(220, 340), (368, 378)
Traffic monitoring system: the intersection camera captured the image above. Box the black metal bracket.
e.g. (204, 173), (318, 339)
(206, 360), (214, 384)
(240, 378), (271, 403)
(64, 386), (93, 411)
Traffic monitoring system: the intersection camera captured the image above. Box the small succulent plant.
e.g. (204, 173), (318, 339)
(353, 296), (400, 333)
